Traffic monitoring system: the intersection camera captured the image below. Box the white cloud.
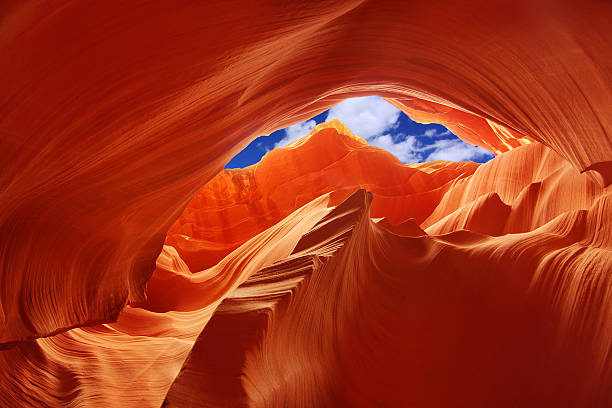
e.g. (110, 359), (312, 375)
(274, 95), (402, 150)
(423, 128), (451, 138)
(425, 139), (493, 162)
(325, 96), (401, 139)
(423, 129), (437, 137)
(270, 96), (493, 164)
(274, 119), (316, 148)
(369, 134), (423, 163)
(368, 133), (492, 163)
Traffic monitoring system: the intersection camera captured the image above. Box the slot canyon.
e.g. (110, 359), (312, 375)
(0, 1), (611, 407)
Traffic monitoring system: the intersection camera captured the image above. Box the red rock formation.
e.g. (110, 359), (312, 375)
(386, 97), (534, 154)
(160, 125), (612, 407)
(0, 193), (336, 406)
(165, 188), (612, 407)
(166, 121), (476, 270)
(2, 122), (610, 406)
(1, 0), (611, 406)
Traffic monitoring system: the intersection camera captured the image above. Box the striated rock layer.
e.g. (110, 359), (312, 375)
(163, 124), (612, 407)
(166, 188), (612, 407)
(0, 0), (611, 406)
(2, 0), (612, 346)
(1, 122), (610, 407)
(166, 120), (476, 271)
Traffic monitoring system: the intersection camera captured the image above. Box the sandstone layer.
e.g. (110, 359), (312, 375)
(2, 0), (612, 345)
(1, 0), (611, 406)
(1, 122), (610, 406)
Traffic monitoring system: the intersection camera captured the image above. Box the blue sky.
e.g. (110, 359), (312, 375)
(226, 96), (494, 168)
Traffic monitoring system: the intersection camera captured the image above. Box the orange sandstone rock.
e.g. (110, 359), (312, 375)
(0, 0), (611, 406)
(386, 97), (534, 154)
(165, 188), (612, 407)
(166, 121), (476, 270)
(2, 125), (610, 407)
(2, 0), (612, 345)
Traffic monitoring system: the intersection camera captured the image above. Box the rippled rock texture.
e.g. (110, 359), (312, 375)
(1, 1), (611, 407)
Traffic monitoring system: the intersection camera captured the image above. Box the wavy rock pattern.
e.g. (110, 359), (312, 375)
(166, 189), (612, 407)
(386, 97), (534, 154)
(1, 122), (610, 406)
(0, 195), (334, 406)
(167, 121), (477, 270)
(1, 0), (611, 406)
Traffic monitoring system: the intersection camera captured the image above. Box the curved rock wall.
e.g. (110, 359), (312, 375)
(1, 0), (611, 406)
(1, 0), (612, 344)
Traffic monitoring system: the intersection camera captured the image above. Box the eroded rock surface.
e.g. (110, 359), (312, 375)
(1, 1), (611, 406)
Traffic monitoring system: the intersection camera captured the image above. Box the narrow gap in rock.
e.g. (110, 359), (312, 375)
(225, 96), (494, 168)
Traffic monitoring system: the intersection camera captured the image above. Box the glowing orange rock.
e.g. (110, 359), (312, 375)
(2, 0), (612, 345)
(159, 128), (611, 407)
(386, 97), (534, 154)
(166, 121), (477, 270)
(165, 188), (612, 407)
(3, 123), (610, 407)
(0, 0), (611, 406)
(0, 194), (336, 406)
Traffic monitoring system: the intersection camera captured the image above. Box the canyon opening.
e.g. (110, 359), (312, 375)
(226, 96), (494, 168)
